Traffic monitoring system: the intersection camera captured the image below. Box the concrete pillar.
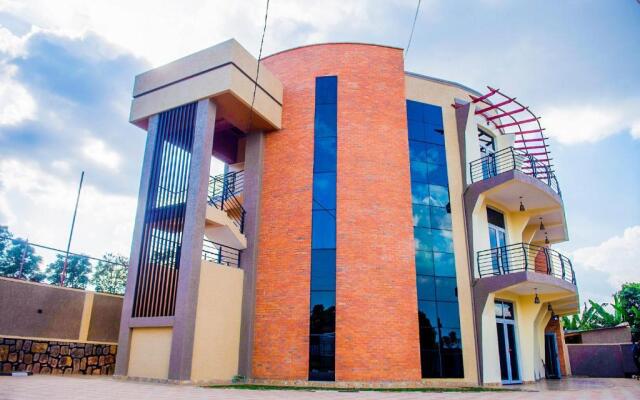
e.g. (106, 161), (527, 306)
(168, 99), (216, 381)
(115, 115), (159, 376)
(237, 131), (265, 377)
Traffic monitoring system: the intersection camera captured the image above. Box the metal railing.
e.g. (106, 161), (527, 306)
(207, 170), (246, 233)
(477, 243), (576, 285)
(469, 147), (561, 196)
(202, 239), (241, 268)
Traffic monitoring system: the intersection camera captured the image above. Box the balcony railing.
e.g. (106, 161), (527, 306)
(477, 243), (576, 285)
(469, 147), (561, 196)
(202, 239), (241, 268)
(208, 170), (246, 233)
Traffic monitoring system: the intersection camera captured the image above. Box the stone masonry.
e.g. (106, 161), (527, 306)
(0, 337), (116, 375)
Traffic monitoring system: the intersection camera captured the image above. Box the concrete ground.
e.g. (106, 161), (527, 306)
(0, 375), (639, 400)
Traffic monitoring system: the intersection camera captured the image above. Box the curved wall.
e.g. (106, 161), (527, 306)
(255, 43), (421, 381)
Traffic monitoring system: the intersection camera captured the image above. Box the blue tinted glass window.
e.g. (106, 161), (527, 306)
(412, 204), (431, 228)
(435, 277), (458, 302)
(314, 137), (337, 173)
(310, 76), (337, 381)
(415, 251), (434, 276)
(434, 252), (455, 277)
(313, 172), (336, 211)
(407, 100), (463, 379)
(311, 250), (336, 291)
(432, 229), (453, 253)
(417, 275), (436, 301)
(428, 185), (449, 207)
(430, 206), (452, 230)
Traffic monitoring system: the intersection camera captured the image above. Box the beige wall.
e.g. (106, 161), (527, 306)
(190, 261), (244, 382)
(127, 327), (173, 380)
(405, 74), (479, 384)
(0, 277), (122, 343)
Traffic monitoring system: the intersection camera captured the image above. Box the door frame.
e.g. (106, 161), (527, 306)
(544, 332), (562, 379)
(495, 300), (522, 384)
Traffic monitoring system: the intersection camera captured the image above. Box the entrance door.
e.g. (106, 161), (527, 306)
(544, 333), (561, 379)
(479, 129), (497, 179)
(487, 208), (508, 274)
(495, 300), (521, 384)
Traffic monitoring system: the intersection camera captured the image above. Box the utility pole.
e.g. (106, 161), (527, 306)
(60, 171), (84, 286)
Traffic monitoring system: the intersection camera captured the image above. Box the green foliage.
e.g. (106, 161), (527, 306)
(91, 253), (128, 295)
(563, 283), (640, 341)
(45, 253), (91, 289)
(0, 226), (45, 282)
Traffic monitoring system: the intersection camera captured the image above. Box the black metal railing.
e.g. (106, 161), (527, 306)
(202, 239), (241, 268)
(469, 147), (561, 196)
(208, 171), (246, 233)
(477, 243), (576, 285)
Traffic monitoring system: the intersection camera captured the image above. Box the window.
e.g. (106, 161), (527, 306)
(407, 100), (464, 378)
(309, 76), (337, 381)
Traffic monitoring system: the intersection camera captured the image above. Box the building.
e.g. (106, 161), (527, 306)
(114, 39), (579, 386)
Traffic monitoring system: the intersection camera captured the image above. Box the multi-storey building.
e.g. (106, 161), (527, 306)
(115, 39), (579, 386)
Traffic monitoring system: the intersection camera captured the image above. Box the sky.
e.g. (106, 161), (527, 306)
(0, 0), (638, 304)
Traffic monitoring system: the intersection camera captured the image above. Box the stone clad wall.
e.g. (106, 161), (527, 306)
(0, 337), (116, 375)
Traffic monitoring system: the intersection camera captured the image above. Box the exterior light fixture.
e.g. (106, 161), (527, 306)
(539, 217), (545, 231)
(545, 232), (550, 245)
(519, 196), (525, 212)
(534, 289), (540, 304)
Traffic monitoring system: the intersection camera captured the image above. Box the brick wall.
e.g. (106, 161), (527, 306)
(255, 43), (420, 381)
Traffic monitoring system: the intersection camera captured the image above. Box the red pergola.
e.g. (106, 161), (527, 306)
(454, 86), (553, 177)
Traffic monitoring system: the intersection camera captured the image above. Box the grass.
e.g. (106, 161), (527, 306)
(206, 384), (517, 392)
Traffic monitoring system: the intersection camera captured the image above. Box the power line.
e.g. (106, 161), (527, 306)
(247, 0), (271, 133)
(404, 0), (422, 58)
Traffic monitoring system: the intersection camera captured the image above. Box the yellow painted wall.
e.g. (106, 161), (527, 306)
(405, 75), (479, 384)
(190, 261), (244, 382)
(128, 327), (173, 380)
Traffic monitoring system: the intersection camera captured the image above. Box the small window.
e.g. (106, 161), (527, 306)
(487, 207), (506, 228)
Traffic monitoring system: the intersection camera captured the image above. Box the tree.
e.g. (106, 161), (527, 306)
(0, 225), (12, 255)
(618, 283), (640, 340)
(45, 254), (91, 289)
(91, 253), (128, 295)
(0, 237), (45, 282)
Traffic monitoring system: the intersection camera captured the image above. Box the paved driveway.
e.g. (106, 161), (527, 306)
(0, 375), (639, 400)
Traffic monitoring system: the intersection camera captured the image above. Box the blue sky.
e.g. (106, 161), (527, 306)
(0, 0), (638, 303)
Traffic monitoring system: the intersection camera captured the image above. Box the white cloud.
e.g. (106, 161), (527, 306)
(81, 136), (121, 170)
(571, 226), (640, 290)
(0, 158), (136, 257)
(541, 101), (640, 144)
(0, 63), (36, 126)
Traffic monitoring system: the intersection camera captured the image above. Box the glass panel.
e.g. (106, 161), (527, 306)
(311, 250), (336, 291)
(312, 172), (336, 211)
(428, 185), (449, 207)
(314, 104), (337, 137)
(418, 301), (438, 330)
(507, 324), (519, 381)
(313, 137), (337, 173)
(414, 227), (432, 251)
(415, 251), (434, 276)
(487, 208), (505, 228)
(426, 145), (446, 165)
(409, 140), (427, 161)
(315, 76), (337, 105)
(411, 183), (430, 205)
(410, 161), (429, 183)
(503, 302), (514, 320)
(430, 206), (452, 230)
(425, 125), (445, 145)
(407, 100), (423, 121)
(310, 291), (335, 332)
(435, 277), (458, 302)
(433, 252), (455, 277)
(311, 210), (336, 249)
(416, 275), (436, 301)
(427, 163), (448, 186)
(497, 322), (509, 381)
(494, 301), (504, 318)
(423, 105), (443, 126)
(408, 119), (426, 141)
(412, 204), (431, 228)
(437, 301), (461, 329)
(432, 229), (453, 253)
(309, 333), (335, 381)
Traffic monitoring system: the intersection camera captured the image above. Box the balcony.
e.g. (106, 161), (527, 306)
(477, 243), (575, 285)
(470, 147), (561, 196)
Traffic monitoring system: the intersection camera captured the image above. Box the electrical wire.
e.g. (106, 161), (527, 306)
(404, 0), (422, 57)
(248, 0), (271, 133)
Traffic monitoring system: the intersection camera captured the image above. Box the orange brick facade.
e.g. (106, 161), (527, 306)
(253, 44), (421, 381)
